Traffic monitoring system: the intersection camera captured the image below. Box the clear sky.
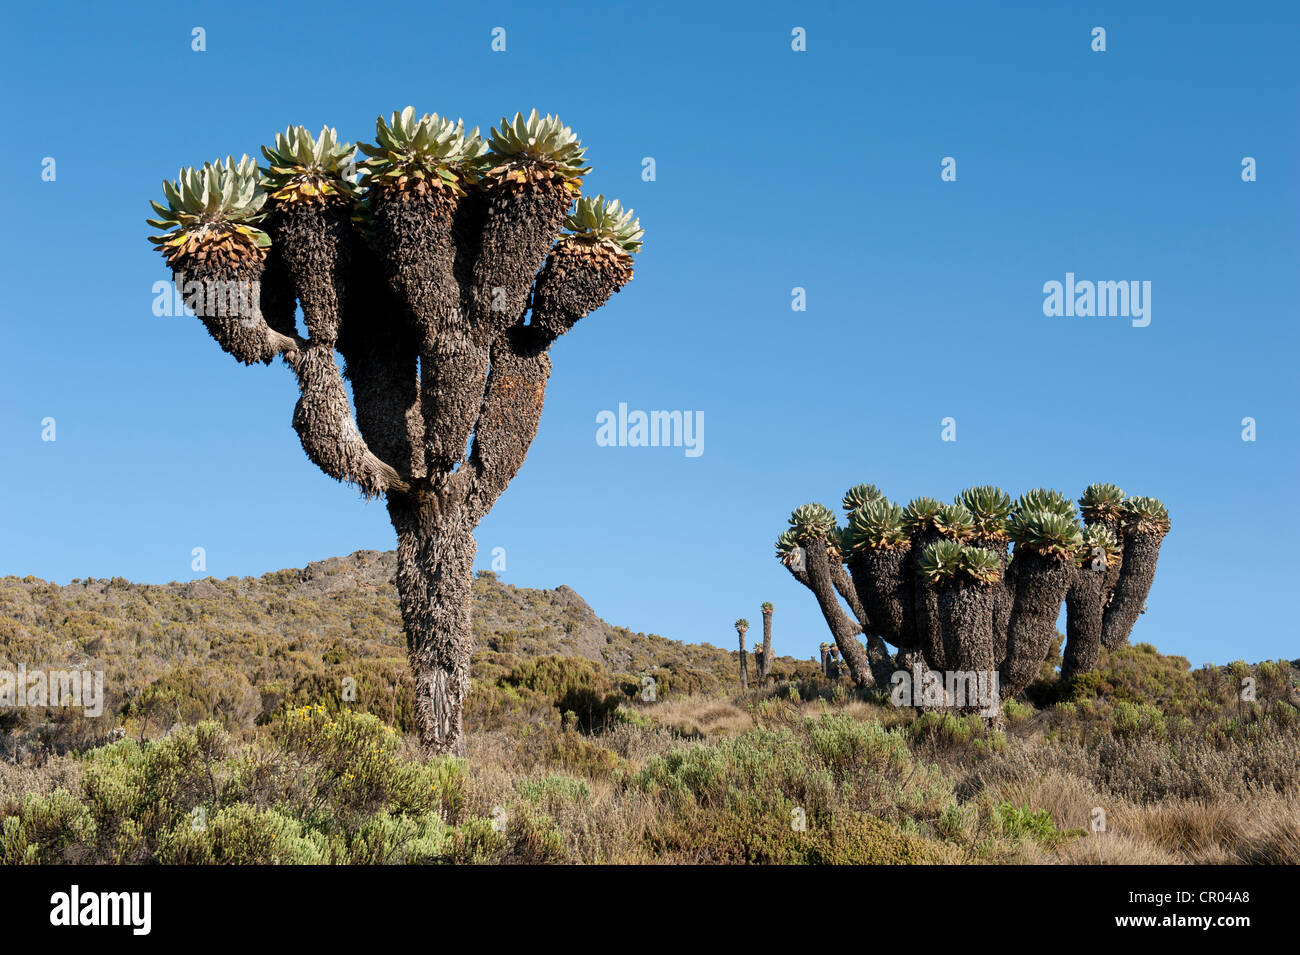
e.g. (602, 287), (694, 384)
(1, 1), (1296, 667)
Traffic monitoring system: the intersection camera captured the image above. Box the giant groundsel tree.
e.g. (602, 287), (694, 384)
(776, 483), (1169, 711)
(147, 109), (642, 755)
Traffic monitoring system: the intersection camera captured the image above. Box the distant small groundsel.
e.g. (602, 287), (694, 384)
(596, 402), (703, 458)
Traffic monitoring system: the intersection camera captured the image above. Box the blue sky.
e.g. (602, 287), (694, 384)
(1, 1), (1296, 668)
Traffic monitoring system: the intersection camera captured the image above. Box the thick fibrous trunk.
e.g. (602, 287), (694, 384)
(915, 578), (945, 672)
(531, 242), (632, 340)
(865, 634), (896, 687)
(760, 610), (773, 682)
(289, 344), (403, 498)
(271, 201), (352, 345)
(1000, 550), (1073, 697)
(420, 334), (491, 473)
(371, 190), (490, 476)
(847, 548), (916, 649)
(338, 246), (425, 480)
(939, 581), (996, 674)
(802, 538), (875, 688)
(388, 497), (476, 757)
(1062, 564), (1104, 680)
(1101, 530), (1165, 649)
(176, 261), (295, 366)
(937, 580), (997, 713)
(462, 327), (552, 522)
(906, 530), (944, 669)
(370, 190), (463, 341)
(471, 184), (571, 342)
(970, 535), (1011, 667)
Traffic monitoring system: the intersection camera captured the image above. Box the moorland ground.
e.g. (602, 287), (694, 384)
(1, 552), (1296, 864)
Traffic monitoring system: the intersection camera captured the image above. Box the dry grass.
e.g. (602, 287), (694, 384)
(641, 696), (751, 739)
(3, 646), (1297, 864)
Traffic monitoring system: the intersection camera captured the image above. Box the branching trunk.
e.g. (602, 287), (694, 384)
(864, 633), (895, 688)
(1101, 529), (1165, 649)
(802, 538), (874, 688)
(153, 115), (639, 760)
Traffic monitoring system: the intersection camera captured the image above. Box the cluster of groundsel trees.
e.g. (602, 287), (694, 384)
(146, 109), (643, 755)
(776, 483), (1170, 711)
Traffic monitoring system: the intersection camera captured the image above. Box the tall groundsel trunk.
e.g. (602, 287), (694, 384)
(1101, 498), (1170, 649)
(937, 578), (997, 714)
(1101, 531), (1167, 648)
(760, 604), (773, 682)
(848, 547), (916, 649)
(802, 538), (874, 688)
(1062, 563), (1104, 680)
(969, 535), (1010, 666)
(1063, 524), (1121, 679)
(1000, 550), (1073, 697)
(735, 620), (750, 690)
(370, 188), (463, 340)
(387, 496), (477, 757)
(908, 529), (945, 671)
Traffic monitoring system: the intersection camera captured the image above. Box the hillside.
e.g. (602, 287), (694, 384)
(0, 550), (815, 750)
(1, 554), (1297, 865)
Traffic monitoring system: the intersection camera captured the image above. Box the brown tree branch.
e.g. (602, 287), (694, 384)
(831, 563), (868, 630)
(284, 344), (410, 497)
(461, 324), (551, 526)
(412, 184), (565, 478)
(458, 239), (631, 525)
(337, 246), (426, 481)
(801, 539), (875, 689)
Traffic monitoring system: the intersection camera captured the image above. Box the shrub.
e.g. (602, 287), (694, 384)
(156, 804), (329, 864)
(499, 656), (623, 733)
(267, 706), (465, 823)
(907, 711), (1006, 753)
(128, 666), (261, 731)
(1110, 701), (1168, 740)
(644, 804), (957, 864)
(997, 802), (1082, 849)
(1003, 699), (1034, 724)
(0, 789), (95, 864)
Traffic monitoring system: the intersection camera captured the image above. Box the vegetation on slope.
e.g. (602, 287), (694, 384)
(0, 551), (817, 753)
(1, 556), (1297, 864)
